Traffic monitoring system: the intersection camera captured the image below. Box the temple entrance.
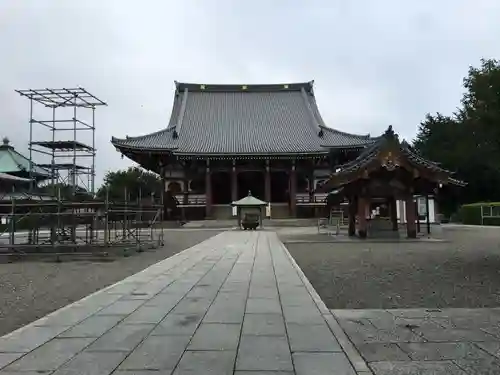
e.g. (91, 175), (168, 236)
(238, 171), (265, 200)
(212, 172), (231, 204)
(271, 171), (288, 202)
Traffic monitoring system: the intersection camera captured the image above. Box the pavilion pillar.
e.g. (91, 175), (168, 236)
(357, 196), (368, 239)
(231, 161), (238, 202)
(405, 195), (417, 238)
(205, 160), (212, 218)
(289, 161), (297, 217)
(265, 160), (271, 203)
(389, 196), (398, 231)
(348, 196), (357, 237)
(183, 172), (189, 206)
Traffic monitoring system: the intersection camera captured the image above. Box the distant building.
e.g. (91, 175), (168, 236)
(0, 137), (51, 200)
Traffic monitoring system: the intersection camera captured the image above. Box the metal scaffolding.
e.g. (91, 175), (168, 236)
(16, 88), (107, 196)
(0, 188), (165, 260)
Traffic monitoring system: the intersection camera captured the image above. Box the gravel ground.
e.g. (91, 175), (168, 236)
(0, 229), (222, 336)
(283, 226), (500, 310)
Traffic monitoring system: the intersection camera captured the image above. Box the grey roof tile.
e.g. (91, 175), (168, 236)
(0, 140), (51, 179)
(111, 81), (374, 155)
(328, 125), (466, 187)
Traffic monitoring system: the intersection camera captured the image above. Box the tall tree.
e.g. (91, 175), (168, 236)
(414, 59), (500, 211)
(97, 166), (162, 202)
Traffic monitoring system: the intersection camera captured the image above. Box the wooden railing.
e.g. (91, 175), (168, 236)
(175, 194), (206, 206)
(296, 193), (327, 205)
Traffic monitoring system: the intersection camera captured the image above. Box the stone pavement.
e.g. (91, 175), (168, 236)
(0, 231), (370, 375)
(333, 308), (500, 374)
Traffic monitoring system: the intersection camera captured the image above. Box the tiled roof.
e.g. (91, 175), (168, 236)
(327, 126), (466, 187)
(111, 81), (374, 156)
(0, 139), (51, 179)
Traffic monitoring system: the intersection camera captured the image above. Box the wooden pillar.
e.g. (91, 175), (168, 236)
(290, 161), (297, 217)
(205, 160), (212, 218)
(308, 170), (314, 203)
(265, 160), (271, 203)
(389, 197), (398, 231)
(348, 196), (357, 236)
(357, 196), (368, 239)
(231, 160), (237, 202)
(183, 171), (189, 206)
(405, 195), (417, 238)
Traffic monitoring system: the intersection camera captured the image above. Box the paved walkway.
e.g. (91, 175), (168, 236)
(0, 231), (369, 375)
(333, 308), (500, 374)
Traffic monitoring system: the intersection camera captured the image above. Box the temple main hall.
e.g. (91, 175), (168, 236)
(112, 81), (376, 219)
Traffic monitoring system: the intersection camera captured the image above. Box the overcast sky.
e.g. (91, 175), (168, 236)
(1, 0), (499, 187)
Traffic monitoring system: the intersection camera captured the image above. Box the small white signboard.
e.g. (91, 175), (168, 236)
(266, 203), (271, 218)
(232, 206), (237, 217)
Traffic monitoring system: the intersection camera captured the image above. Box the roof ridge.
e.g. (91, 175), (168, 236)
(175, 81), (315, 93)
(173, 87), (188, 139)
(320, 126), (371, 139)
(300, 87), (322, 136)
(111, 127), (172, 143)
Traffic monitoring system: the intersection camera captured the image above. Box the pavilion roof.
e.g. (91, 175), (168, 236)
(320, 126), (466, 191)
(0, 138), (51, 180)
(111, 81), (375, 157)
(232, 191), (267, 206)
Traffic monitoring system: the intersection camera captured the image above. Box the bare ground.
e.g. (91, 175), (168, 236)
(283, 226), (500, 310)
(0, 229), (221, 336)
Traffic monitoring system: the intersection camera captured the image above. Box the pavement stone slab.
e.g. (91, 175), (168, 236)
(58, 315), (124, 338)
(3, 337), (94, 372)
(414, 326), (496, 342)
(356, 343), (412, 362)
(0, 325), (69, 353)
(188, 323), (241, 351)
(282, 305), (325, 325)
(151, 313), (204, 336)
(236, 335), (293, 372)
(453, 357), (500, 374)
(0, 353), (24, 370)
(246, 298), (282, 314)
(399, 342), (493, 361)
(96, 299), (145, 316)
(242, 313), (286, 336)
(369, 360), (469, 374)
(173, 350), (237, 375)
(293, 352), (356, 375)
(86, 323), (154, 352)
(118, 335), (191, 371)
(476, 341), (500, 358)
(122, 305), (171, 324)
(287, 323), (342, 352)
(169, 297), (213, 315)
(51, 350), (129, 375)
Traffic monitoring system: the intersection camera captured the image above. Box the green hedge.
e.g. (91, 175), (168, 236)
(460, 202), (500, 225)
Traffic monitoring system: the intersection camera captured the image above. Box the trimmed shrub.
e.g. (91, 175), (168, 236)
(460, 202), (500, 226)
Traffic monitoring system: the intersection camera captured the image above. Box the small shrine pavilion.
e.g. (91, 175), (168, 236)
(319, 126), (465, 238)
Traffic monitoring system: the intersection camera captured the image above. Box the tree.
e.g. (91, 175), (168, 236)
(414, 59), (500, 213)
(97, 166), (162, 202)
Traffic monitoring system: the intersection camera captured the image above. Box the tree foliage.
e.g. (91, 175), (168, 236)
(97, 166), (162, 202)
(414, 58), (500, 212)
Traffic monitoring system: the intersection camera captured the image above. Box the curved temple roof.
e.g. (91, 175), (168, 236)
(320, 125), (466, 191)
(111, 81), (374, 156)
